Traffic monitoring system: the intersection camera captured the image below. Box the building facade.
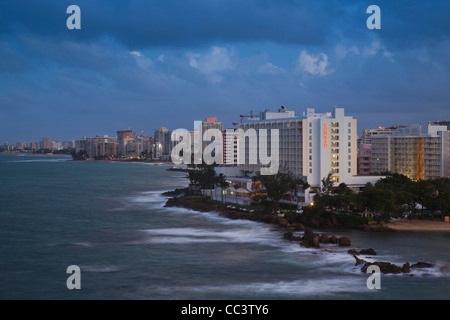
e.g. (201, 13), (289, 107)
(42, 137), (51, 150)
(136, 132), (153, 157)
(357, 144), (372, 175)
(362, 126), (398, 145)
(238, 106), (358, 192)
(223, 129), (239, 165)
(238, 106), (303, 176)
(371, 124), (450, 180)
(86, 135), (118, 159)
(117, 129), (136, 158)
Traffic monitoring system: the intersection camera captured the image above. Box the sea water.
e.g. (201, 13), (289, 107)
(1, 153), (449, 300)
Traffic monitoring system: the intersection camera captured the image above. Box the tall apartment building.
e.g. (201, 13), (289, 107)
(42, 137), (51, 150)
(238, 106), (303, 176)
(362, 126), (398, 145)
(153, 127), (169, 159)
(117, 129), (136, 158)
(202, 117), (223, 133)
(357, 144), (372, 175)
(136, 132), (153, 157)
(86, 135), (118, 159)
(304, 107), (358, 190)
(31, 142), (41, 151)
(202, 117), (223, 156)
(75, 136), (87, 153)
(238, 106), (358, 192)
(223, 129), (239, 165)
(371, 124), (450, 180)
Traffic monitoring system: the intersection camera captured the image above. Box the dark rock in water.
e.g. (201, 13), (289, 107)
(328, 235), (338, 244)
(303, 227), (314, 236)
(289, 222), (305, 231)
(348, 249), (360, 256)
(162, 187), (191, 198)
(338, 236), (351, 246)
(411, 262), (435, 269)
(272, 216), (289, 227)
(353, 256), (414, 274)
(361, 260), (406, 274)
(312, 235), (320, 248)
(402, 262), (411, 273)
(439, 265), (450, 273)
(319, 234), (329, 243)
(284, 231), (294, 239)
(359, 248), (377, 255)
(365, 261), (404, 274)
(301, 229), (320, 248)
(353, 255), (366, 266)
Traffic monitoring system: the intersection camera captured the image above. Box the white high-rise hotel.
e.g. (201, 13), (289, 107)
(304, 107), (358, 190)
(237, 106), (377, 197)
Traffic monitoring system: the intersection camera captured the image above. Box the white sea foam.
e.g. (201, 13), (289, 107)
(140, 226), (280, 245)
(9, 158), (70, 163)
(72, 242), (94, 247)
(81, 265), (121, 273)
(153, 276), (368, 298)
(123, 190), (172, 209)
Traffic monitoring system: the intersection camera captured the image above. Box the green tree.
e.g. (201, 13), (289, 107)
(188, 164), (216, 189)
(332, 183), (356, 211)
(252, 170), (307, 214)
(320, 172), (334, 195)
(215, 173), (229, 203)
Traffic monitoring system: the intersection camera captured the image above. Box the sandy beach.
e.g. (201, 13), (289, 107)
(386, 219), (450, 231)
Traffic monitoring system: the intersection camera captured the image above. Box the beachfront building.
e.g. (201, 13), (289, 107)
(223, 128), (239, 166)
(234, 106), (382, 205)
(371, 124), (450, 180)
(238, 106), (303, 176)
(303, 107), (358, 190)
(42, 137), (51, 150)
(153, 127), (170, 159)
(85, 135), (118, 159)
(117, 129), (136, 158)
(362, 126), (398, 145)
(205, 167), (254, 206)
(357, 144), (372, 175)
(434, 121), (450, 130)
(238, 107), (358, 186)
(135, 132), (153, 157)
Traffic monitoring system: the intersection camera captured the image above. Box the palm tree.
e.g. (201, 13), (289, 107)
(215, 173), (229, 203)
(252, 170), (307, 214)
(321, 172), (333, 195)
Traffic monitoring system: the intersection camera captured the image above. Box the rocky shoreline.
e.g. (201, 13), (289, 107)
(163, 191), (439, 275)
(163, 189), (394, 232)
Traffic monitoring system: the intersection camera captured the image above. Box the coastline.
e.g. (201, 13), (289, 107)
(163, 191), (448, 274)
(163, 191), (393, 232)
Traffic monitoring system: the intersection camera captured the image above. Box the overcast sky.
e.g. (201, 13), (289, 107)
(1, 0), (449, 143)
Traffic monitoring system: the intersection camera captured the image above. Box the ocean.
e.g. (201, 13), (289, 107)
(1, 153), (450, 300)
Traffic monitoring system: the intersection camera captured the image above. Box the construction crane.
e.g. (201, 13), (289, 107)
(231, 110), (256, 127)
(239, 110), (254, 121)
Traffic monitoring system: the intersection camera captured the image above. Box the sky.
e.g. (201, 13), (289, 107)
(0, 0), (449, 143)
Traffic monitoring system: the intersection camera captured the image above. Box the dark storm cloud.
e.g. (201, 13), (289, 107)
(0, 0), (329, 48)
(0, 0), (449, 142)
(2, 0), (449, 50)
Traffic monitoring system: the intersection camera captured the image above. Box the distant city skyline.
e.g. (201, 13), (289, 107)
(1, 1), (450, 143)
(2, 105), (449, 145)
